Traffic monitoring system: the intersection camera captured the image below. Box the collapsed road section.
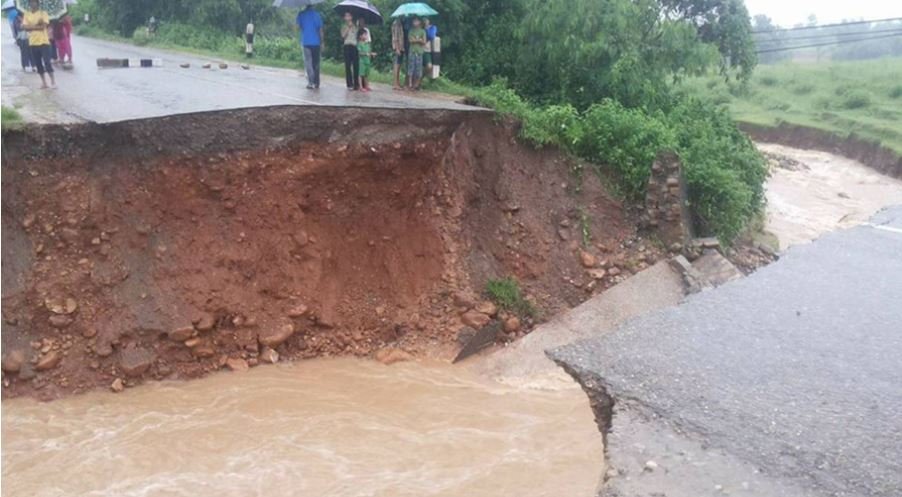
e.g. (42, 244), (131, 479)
(2, 105), (683, 399)
(550, 206), (902, 497)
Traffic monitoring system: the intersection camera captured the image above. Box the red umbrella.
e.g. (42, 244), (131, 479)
(333, 0), (383, 26)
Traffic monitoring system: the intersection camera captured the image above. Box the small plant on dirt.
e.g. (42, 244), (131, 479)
(485, 277), (536, 318)
(578, 208), (592, 248)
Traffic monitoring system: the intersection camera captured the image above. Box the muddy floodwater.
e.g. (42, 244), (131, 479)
(761, 143), (902, 248)
(2, 358), (603, 497)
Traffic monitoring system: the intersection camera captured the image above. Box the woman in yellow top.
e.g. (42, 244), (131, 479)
(22, 0), (55, 88)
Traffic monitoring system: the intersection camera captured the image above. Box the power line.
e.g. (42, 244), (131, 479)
(756, 32), (902, 54)
(752, 17), (902, 34)
(754, 28), (902, 43)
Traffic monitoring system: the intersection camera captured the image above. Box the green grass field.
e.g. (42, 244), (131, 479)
(682, 58), (902, 155)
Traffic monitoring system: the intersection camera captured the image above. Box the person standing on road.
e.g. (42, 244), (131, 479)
(357, 28), (374, 92)
(245, 20), (255, 58)
(340, 12), (359, 91)
(423, 18), (437, 77)
(406, 17), (426, 91)
(54, 14), (72, 65)
(21, 0), (55, 89)
(14, 15), (33, 72)
(391, 17), (405, 90)
(296, 5), (324, 90)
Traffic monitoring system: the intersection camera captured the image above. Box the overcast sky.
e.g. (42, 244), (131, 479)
(744, 0), (902, 27)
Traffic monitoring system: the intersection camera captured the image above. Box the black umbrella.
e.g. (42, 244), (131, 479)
(333, 0), (383, 26)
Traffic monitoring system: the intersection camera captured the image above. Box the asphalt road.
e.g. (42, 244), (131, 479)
(552, 206), (902, 497)
(1, 29), (476, 123)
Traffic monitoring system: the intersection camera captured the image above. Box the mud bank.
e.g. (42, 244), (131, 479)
(740, 122), (902, 180)
(2, 106), (659, 399)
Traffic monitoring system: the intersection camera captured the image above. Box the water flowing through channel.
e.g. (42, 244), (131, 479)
(2, 357), (603, 497)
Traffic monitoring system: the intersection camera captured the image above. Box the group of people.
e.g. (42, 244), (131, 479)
(7, 0), (73, 89)
(295, 5), (439, 93)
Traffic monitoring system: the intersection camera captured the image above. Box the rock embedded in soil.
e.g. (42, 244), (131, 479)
(45, 297), (78, 315)
(2, 350), (26, 373)
(259, 348), (279, 364)
(453, 292), (476, 309)
(503, 316), (521, 333)
(35, 351), (62, 371)
(193, 313), (216, 332)
(579, 250), (598, 268)
(461, 310), (492, 329)
(374, 348), (414, 365)
(587, 268), (607, 280)
(191, 342), (216, 358)
(258, 321), (296, 348)
(475, 301), (498, 317)
(110, 378), (125, 392)
(168, 326), (195, 341)
(287, 303), (309, 318)
(225, 357), (249, 372)
(118, 346), (155, 377)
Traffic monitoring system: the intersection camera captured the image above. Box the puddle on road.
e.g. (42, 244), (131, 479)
(2, 357), (602, 497)
(761, 143), (902, 249)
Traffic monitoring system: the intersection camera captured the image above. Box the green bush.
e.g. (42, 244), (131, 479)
(520, 104), (580, 148)
(759, 75), (779, 86)
(131, 27), (151, 46)
(572, 100), (672, 200)
(667, 98), (768, 242)
(839, 90), (872, 109)
(889, 85), (902, 99)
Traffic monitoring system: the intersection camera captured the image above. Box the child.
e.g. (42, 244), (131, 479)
(407, 17), (427, 90)
(54, 14), (72, 65)
(357, 29), (374, 92)
(14, 15), (33, 72)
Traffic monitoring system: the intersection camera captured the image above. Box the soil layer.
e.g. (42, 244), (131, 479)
(2, 106), (658, 399)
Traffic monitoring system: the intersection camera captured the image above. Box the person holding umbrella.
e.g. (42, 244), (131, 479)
(296, 4), (324, 89)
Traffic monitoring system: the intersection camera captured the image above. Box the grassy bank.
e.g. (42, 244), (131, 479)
(682, 58), (902, 155)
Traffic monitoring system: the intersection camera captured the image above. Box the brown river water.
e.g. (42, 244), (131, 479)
(2, 357), (603, 497)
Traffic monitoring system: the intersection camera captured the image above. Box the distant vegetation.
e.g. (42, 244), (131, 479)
(681, 58), (902, 155)
(752, 16), (902, 64)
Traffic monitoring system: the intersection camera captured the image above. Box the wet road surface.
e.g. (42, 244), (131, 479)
(552, 206), (902, 496)
(1, 30), (477, 123)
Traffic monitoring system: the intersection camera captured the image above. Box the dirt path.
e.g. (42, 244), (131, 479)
(760, 143), (902, 249)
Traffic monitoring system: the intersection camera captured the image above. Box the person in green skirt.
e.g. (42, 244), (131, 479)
(357, 28), (374, 92)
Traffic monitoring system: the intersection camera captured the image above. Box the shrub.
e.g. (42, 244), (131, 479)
(485, 278), (536, 318)
(131, 27), (151, 46)
(759, 75), (779, 86)
(792, 83), (815, 95)
(667, 98), (768, 242)
(839, 90), (871, 110)
(520, 104), (580, 148)
(571, 100), (672, 200)
(889, 85), (902, 99)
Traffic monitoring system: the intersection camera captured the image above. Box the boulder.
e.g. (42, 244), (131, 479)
(258, 320), (296, 348)
(168, 326), (194, 341)
(118, 346), (155, 377)
(259, 347), (279, 364)
(461, 310), (491, 329)
(193, 312), (216, 332)
(503, 316), (521, 333)
(579, 250), (598, 268)
(374, 348), (414, 365)
(110, 378), (125, 392)
(49, 314), (74, 328)
(225, 357), (249, 372)
(475, 301), (498, 316)
(35, 350), (62, 371)
(2, 350), (26, 373)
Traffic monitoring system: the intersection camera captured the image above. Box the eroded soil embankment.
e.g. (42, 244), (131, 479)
(2, 106), (657, 399)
